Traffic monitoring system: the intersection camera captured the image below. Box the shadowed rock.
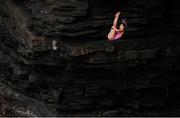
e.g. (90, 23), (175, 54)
(0, 0), (180, 117)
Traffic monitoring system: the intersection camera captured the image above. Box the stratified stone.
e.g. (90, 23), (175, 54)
(0, 0), (180, 117)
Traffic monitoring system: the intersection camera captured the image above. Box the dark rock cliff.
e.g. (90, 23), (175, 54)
(0, 0), (180, 116)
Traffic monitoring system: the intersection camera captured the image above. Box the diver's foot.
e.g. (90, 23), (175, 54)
(115, 11), (121, 17)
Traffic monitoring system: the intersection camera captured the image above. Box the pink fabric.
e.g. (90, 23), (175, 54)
(114, 32), (123, 40)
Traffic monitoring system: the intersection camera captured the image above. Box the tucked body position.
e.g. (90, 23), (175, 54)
(107, 12), (127, 41)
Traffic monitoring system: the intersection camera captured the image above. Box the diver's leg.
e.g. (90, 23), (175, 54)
(107, 27), (116, 40)
(113, 12), (121, 28)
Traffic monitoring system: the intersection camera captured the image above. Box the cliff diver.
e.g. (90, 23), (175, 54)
(107, 11), (127, 41)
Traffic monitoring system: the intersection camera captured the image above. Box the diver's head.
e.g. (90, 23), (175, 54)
(122, 18), (127, 29)
(117, 16), (127, 29)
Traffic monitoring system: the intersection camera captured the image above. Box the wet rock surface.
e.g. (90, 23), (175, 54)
(0, 0), (180, 117)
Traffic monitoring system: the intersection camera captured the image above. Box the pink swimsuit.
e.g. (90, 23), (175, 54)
(114, 31), (123, 40)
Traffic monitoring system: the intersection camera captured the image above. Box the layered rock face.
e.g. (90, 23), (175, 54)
(0, 0), (180, 116)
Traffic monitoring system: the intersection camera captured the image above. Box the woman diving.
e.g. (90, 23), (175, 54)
(107, 11), (127, 41)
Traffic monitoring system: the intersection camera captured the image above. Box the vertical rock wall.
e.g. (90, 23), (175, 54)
(0, 0), (180, 117)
